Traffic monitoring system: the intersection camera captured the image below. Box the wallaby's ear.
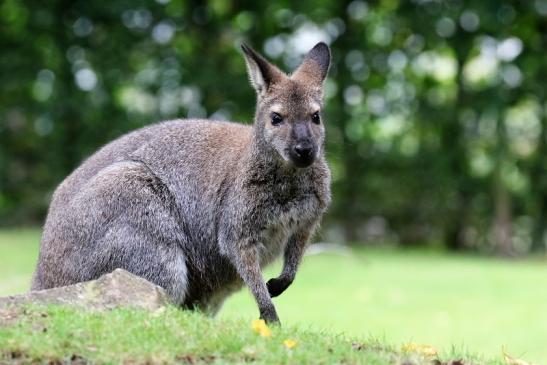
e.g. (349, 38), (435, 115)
(241, 43), (285, 96)
(292, 42), (331, 88)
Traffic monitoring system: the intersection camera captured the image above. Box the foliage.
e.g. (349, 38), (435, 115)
(2, 1), (547, 253)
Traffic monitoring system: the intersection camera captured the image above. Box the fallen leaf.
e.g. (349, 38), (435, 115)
(251, 319), (272, 337)
(283, 339), (298, 349)
(401, 343), (438, 357)
(151, 307), (166, 317)
(242, 346), (257, 361)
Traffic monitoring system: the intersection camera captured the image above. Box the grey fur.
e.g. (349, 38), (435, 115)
(32, 43), (332, 324)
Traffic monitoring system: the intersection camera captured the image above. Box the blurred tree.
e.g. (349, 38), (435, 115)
(1, 0), (547, 254)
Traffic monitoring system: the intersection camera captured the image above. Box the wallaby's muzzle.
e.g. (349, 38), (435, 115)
(288, 121), (318, 168)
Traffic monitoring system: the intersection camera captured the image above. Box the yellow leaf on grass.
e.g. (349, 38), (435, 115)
(251, 319), (272, 337)
(502, 347), (535, 365)
(283, 339), (298, 349)
(402, 343), (438, 357)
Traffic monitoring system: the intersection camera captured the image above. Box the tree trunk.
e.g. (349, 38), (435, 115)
(492, 110), (513, 256)
(442, 50), (472, 251)
(493, 167), (513, 256)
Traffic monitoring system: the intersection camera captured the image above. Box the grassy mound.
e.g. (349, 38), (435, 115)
(0, 305), (502, 365)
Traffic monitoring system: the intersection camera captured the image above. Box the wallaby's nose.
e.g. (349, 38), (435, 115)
(294, 143), (313, 159)
(290, 142), (316, 168)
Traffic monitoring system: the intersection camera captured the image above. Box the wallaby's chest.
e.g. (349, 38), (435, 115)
(256, 204), (301, 265)
(253, 183), (322, 266)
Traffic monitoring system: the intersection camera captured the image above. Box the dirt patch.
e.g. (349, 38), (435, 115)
(0, 307), (23, 327)
(175, 354), (217, 364)
(0, 306), (50, 333)
(1, 350), (91, 365)
(432, 360), (466, 365)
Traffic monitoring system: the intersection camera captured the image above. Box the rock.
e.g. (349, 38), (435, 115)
(0, 269), (172, 311)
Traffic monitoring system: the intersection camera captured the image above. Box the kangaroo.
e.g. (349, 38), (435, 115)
(31, 42), (331, 324)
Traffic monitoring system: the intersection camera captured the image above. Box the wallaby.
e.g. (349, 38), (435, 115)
(32, 42), (331, 324)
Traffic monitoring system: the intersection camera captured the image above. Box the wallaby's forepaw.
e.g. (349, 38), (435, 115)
(266, 277), (292, 298)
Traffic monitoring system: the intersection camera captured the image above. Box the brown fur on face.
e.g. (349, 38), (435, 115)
(259, 80), (324, 166)
(242, 43), (330, 168)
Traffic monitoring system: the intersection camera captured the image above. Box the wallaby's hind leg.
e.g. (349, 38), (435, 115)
(32, 161), (189, 304)
(195, 281), (242, 315)
(90, 225), (189, 305)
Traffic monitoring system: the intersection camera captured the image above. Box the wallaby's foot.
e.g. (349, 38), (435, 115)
(259, 304), (280, 325)
(260, 312), (281, 325)
(266, 277), (293, 298)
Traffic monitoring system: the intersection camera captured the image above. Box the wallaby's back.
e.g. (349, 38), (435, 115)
(33, 120), (253, 300)
(48, 119), (251, 209)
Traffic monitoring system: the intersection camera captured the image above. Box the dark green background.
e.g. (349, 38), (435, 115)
(2, 0), (547, 255)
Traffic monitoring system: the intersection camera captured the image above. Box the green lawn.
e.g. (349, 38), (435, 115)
(0, 305), (498, 365)
(0, 229), (40, 296)
(1, 229), (546, 364)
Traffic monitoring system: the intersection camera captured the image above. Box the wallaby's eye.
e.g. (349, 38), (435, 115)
(271, 112), (283, 126)
(311, 112), (321, 125)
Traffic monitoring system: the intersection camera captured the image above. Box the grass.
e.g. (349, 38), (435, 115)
(0, 229), (39, 295)
(1, 228), (546, 364)
(0, 305), (499, 364)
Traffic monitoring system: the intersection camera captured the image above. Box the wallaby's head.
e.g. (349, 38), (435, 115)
(241, 42), (330, 168)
